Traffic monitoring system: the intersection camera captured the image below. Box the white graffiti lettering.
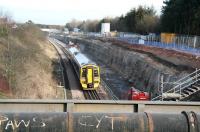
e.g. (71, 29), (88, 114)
(78, 115), (94, 127)
(95, 115), (104, 128)
(14, 120), (30, 128)
(5, 120), (14, 130)
(0, 115), (46, 130)
(0, 115), (8, 125)
(32, 117), (46, 127)
(78, 115), (123, 130)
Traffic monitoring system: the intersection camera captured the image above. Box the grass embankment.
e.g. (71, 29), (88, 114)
(0, 23), (64, 99)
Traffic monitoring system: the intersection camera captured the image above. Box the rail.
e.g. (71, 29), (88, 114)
(101, 79), (119, 100)
(53, 38), (102, 100)
(49, 38), (67, 99)
(83, 90), (100, 100)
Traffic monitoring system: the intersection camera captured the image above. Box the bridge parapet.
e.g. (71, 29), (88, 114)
(0, 99), (200, 113)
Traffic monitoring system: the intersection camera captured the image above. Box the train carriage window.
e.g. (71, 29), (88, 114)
(74, 52), (79, 55)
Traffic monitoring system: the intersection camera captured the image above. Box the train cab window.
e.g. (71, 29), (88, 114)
(94, 69), (98, 77)
(82, 68), (86, 77)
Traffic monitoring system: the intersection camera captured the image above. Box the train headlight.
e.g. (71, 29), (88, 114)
(81, 78), (86, 81)
(82, 81), (86, 84)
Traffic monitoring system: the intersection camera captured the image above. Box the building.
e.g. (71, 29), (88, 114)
(73, 28), (80, 33)
(101, 23), (110, 35)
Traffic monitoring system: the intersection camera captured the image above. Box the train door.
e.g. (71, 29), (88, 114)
(86, 67), (94, 88)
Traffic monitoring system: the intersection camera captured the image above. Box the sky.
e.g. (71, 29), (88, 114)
(0, 0), (164, 25)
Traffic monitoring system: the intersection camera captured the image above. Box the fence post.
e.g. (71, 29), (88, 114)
(179, 84), (181, 99)
(193, 36), (197, 48)
(161, 75), (164, 101)
(196, 68), (198, 83)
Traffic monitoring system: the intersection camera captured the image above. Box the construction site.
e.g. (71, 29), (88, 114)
(1, 0), (200, 131)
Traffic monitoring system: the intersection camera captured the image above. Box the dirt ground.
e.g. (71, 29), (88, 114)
(0, 39), (65, 99)
(14, 40), (65, 99)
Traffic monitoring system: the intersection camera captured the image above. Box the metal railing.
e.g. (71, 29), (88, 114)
(152, 69), (200, 101)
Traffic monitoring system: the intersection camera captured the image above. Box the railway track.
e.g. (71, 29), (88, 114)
(57, 43), (101, 100)
(53, 38), (101, 100)
(48, 38), (68, 99)
(83, 90), (101, 100)
(49, 38), (84, 99)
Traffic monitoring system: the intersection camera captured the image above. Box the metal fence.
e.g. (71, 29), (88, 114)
(85, 32), (200, 55)
(116, 34), (200, 55)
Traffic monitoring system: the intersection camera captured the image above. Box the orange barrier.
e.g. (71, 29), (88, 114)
(161, 33), (176, 43)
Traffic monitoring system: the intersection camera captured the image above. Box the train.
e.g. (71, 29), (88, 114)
(128, 87), (149, 100)
(66, 44), (100, 90)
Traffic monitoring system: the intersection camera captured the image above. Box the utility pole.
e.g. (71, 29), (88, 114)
(161, 74), (164, 101)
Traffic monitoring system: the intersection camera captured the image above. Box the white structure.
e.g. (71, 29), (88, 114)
(41, 28), (61, 34)
(139, 39), (145, 44)
(64, 28), (69, 34)
(101, 23), (110, 34)
(73, 28), (80, 33)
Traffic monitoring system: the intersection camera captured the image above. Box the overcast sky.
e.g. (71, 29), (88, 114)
(0, 0), (164, 25)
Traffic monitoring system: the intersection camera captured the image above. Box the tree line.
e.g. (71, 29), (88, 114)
(161, 0), (200, 35)
(65, 6), (160, 35)
(65, 0), (200, 35)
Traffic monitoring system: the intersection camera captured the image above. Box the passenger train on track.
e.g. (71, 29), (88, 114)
(66, 43), (100, 90)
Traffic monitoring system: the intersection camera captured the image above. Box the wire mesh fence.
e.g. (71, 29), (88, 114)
(85, 32), (200, 55)
(147, 35), (200, 55)
(116, 34), (200, 55)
